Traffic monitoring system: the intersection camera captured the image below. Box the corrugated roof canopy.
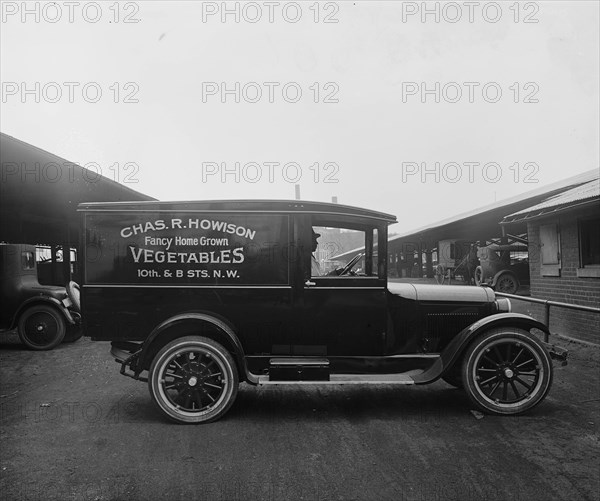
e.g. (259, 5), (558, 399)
(332, 169), (599, 261)
(502, 176), (600, 224)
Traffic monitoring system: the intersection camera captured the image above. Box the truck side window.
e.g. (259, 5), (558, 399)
(311, 225), (369, 277)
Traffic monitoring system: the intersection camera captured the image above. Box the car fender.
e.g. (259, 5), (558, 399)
(11, 296), (76, 330)
(491, 270), (516, 287)
(137, 312), (257, 384)
(412, 313), (550, 384)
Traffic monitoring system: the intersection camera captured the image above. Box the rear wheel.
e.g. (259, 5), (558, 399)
(495, 273), (519, 294)
(18, 305), (66, 350)
(435, 265), (446, 285)
(462, 328), (552, 415)
(148, 336), (238, 424)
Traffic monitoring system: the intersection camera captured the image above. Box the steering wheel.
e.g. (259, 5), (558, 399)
(339, 253), (363, 276)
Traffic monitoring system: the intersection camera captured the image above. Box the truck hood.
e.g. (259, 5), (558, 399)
(387, 282), (495, 303)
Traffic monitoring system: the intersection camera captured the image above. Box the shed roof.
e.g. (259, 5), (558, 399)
(0, 132), (154, 245)
(332, 169), (599, 261)
(502, 176), (600, 224)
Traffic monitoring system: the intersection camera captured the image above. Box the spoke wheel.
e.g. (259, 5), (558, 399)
(435, 265), (446, 285)
(149, 336), (238, 424)
(495, 273), (518, 294)
(18, 305), (66, 350)
(462, 328), (552, 415)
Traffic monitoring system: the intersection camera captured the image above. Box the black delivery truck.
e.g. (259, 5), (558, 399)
(79, 199), (567, 423)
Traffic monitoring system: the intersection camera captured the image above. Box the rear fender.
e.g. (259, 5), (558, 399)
(412, 313), (551, 384)
(136, 312), (257, 384)
(11, 296), (76, 329)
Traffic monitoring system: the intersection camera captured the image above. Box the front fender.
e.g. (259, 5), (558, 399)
(412, 313), (550, 384)
(137, 312), (257, 384)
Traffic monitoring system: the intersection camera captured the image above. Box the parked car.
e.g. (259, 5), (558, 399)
(79, 200), (566, 423)
(475, 243), (530, 294)
(0, 243), (82, 350)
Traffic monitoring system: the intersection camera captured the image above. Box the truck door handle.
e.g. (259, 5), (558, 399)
(305, 280), (316, 287)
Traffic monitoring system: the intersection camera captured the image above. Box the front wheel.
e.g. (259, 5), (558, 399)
(18, 305), (66, 350)
(462, 328), (553, 415)
(148, 336), (239, 424)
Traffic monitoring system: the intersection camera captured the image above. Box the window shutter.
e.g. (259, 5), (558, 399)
(540, 223), (561, 276)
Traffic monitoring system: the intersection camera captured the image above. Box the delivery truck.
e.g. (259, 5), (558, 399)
(79, 199), (567, 423)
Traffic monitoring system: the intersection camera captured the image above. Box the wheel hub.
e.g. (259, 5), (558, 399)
(188, 376), (198, 387)
(503, 368), (514, 379)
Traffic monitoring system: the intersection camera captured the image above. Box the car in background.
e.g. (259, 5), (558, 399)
(0, 243), (82, 350)
(475, 243), (530, 294)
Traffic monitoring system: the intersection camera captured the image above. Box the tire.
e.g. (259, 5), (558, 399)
(66, 281), (81, 312)
(63, 325), (83, 343)
(148, 336), (239, 424)
(462, 328), (553, 415)
(474, 266), (484, 286)
(435, 265), (446, 285)
(495, 273), (519, 294)
(18, 305), (66, 350)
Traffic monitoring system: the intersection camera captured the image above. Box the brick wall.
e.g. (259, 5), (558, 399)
(526, 211), (600, 343)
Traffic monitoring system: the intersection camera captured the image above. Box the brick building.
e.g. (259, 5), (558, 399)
(502, 175), (600, 343)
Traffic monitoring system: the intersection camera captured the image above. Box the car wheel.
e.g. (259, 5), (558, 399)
(148, 336), (239, 424)
(495, 273), (519, 294)
(435, 265), (446, 285)
(63, 325), (83, 343)
(474, 266), (484, 286)
(462, 328), (553, 415)
(18, 305), (66, 350)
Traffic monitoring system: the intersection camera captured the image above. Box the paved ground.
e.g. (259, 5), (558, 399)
(1, 331), (598, 501)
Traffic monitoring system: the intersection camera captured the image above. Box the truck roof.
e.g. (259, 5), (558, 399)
(78, 199), (398, 224)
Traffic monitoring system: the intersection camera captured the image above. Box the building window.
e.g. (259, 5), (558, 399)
(539, 223), (561, 276)
(578, 217), (600, 278)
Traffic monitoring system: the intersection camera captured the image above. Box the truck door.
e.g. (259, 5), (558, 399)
(294, 215), (388, 357)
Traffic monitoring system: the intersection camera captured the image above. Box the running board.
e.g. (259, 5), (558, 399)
(257, 370), (422, 385)
(269, 357), (330, 381)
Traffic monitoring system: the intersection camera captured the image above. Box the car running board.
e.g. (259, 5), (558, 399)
(261, 358), (423, 385)
(257, 373), (421, 385)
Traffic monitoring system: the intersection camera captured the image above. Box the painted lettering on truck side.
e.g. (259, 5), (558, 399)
(85, 213), (289, 286)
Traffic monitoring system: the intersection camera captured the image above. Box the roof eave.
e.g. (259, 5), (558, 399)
(501, 198), (600, 225)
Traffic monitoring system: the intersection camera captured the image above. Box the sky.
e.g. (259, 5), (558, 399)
(1, 0), (598, 234)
